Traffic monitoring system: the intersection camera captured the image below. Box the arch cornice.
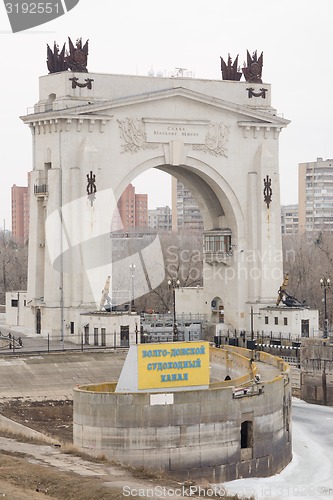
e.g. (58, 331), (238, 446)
(21, 86), (290, 128)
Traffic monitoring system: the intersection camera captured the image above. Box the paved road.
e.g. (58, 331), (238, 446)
(253, 359), (281, 382)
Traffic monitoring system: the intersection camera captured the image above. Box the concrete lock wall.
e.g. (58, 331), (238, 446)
(300, 341), (333, 406)
(73, 347), (292, 482)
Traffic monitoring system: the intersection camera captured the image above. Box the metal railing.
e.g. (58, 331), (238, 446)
(33, 183), (48, 195)
(0, 332), (23, 353)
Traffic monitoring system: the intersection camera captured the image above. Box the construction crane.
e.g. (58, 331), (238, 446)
(99, 276), (112, 311)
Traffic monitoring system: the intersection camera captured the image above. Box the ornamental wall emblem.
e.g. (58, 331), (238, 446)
(263, 174), (272, 208)
(69, 77), (94, 89)
(118, 118), (158, 153)
(193, 123), (229, 157)
(87, 170), (97, 206)
(246, 87), (267, 99)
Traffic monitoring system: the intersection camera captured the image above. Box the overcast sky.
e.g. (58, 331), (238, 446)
(1, 0), (332, 229)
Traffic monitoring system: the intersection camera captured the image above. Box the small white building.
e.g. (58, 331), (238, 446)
(258, 306), (319, 340)
(6, 290), (140, 346)
(175, 287), (320, 341)
(77, 311), (140, 348)
(5, 291), (29, 328)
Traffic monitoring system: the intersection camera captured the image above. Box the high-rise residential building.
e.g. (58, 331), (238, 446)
(134, 193), (148, 228)
(298, 158), (333, 233)
(281, 204), (298, 235)
(148, 206), (172, 231)
(11, 184), (29, 245)
(117, 183), (148, 230)
(172, 179), (203, 232)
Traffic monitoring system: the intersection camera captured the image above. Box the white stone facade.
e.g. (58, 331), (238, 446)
(258, 306), (319, 339)
(5, 291), (28, 327)
(21, 71), (289, 337)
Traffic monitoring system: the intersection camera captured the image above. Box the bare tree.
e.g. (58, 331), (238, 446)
(282, 232), (333, 327)
(0, 233), (28, 304)
(129, 231), (203, 314)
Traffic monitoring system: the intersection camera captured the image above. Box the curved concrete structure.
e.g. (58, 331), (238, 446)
(73, 346), (292, 482)
(300, 340), (333, 406)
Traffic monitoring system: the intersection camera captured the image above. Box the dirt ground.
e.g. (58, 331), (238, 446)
(0, 400), (246, 500)
(0, 452), (128, 500)
(0, 399), (74, 443)
(0, 399), (131, 499)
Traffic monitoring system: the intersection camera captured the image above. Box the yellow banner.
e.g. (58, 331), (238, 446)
(138, 341), (210, 390)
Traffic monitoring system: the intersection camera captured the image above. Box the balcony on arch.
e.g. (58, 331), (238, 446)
(33, 178), (48, 198)
(203, 229), (233, 265)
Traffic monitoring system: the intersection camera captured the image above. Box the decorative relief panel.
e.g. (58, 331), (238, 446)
(193, 123), (229, 157)
(118, 118), (158, 153)
(118, 118), (229, 157)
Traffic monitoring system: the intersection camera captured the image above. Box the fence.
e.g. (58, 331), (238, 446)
(0, 330), (141, 356)
(214, 328), (313, 345)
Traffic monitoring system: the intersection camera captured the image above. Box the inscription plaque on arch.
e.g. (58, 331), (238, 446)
(144, 119), (209, 144)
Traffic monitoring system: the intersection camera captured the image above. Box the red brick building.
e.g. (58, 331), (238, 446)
(11, 183), (29, 245)
(117, 184), (148, 230)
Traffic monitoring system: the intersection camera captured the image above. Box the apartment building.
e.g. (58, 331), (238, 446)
(281, 204), (298, 235)
(299, 158), (333, 233)
(148, 206), (172, 231)
(171, 178), (203, 232)
(11, 184), (29, 245)
(117, 183), (148, 230)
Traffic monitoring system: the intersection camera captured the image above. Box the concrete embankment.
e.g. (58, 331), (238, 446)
(0, 351), (126, 401)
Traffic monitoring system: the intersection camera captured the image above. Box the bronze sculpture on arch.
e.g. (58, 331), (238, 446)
(65, 37), (89, 72)
(220, 54), (242, 81)
(242, 50), (263, 83)
(46, 37), (89, 73)
(46, 41), (68, 74)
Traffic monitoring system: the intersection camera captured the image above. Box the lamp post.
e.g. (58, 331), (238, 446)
(129, 263), (136, 312)
(250, 306), (261, 342)
(168, 277), (180, 341)
(250, 306), (254, 341)
(320, 278), (330, 338)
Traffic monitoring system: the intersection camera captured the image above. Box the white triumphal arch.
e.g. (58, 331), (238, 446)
(21, 64), (289, 338)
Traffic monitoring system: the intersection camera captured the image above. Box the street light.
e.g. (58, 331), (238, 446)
(250, 306), (261, 342)
(250, 306), (254, 341)
(129, 263), (136, 313)
(168, 277), (180, 341)
(320, 277), (330, 338)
